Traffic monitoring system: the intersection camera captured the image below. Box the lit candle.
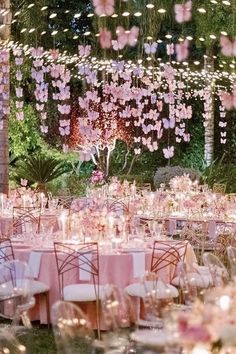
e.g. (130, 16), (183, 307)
(60, 213), (67, 240)
(22, 195), (26, 208)
(40, 193), (44, 209)
(0, 194), (3, 211)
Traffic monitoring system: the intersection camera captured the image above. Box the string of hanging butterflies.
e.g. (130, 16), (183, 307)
(2, 0), (235, 163)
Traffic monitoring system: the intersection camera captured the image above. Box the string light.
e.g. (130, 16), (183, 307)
(146, 3), (154, 8)
(197, 8), (206, 13)
(158, 9), (166, 13)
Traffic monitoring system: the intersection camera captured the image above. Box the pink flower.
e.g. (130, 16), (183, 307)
(90, 170), (104, 184)
(99, 28), (112, 49)
(20, 179), (28, 187)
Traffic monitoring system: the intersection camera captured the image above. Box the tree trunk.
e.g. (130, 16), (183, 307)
(204, 55), (215, 167)
(0, 0), (11, 194)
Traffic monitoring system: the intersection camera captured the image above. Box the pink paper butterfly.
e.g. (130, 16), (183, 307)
(183, 133), (190, 142)
(40, 125), (48, 134)
(58, 104), (71, 115)
(15, 88), (23, 98)
(93, 0), (114, 16)
(134, 148), (141, 155)
(102, 102), (114, 112)
(166, 43), (175, 55)
(162, 118), (175, 129)
(142, 124), (153, 134)
(15, 57), (23, 66)
(220, 91), (234, 110)
(88, 110), (99, 121)
(59, 126), (70, 136)
(16, 101), (23, 109)
(219, 121), (227, 128)
(176, 137), (181, 143)
(63, 144), (69, 153)
(31, 47), (44, 58)
(163, 146), (174, 159)
(221, 131), (227, 137)
(134, 136), (141, 143)
(36, 104), (44, 112)
(112, 40), (123, 51)
(78, 45), (91, 57)
(119, 106), (131, 118)
(49, 49), (59, 60)
(116, 26), (139, 49)
(174, 1), (192, 23)
(149, 141), (158, 152)
(144, 42), (158, 54)
(176, 40), (189, 62)
(221, 138), (226, 144)
(16, 71), (22, 81)
(220, 36), (236, 57)
(99, 28), (112, 49)
(86, 90), (98, 101)
(142, 136), (151, 146)
(16, 111), (24, 121)
(41, 112), (47, 120)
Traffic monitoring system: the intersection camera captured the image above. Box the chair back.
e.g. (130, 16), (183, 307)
(175, 261), (198, 305)
(202, 252), (229, 286)
(0, 327), (27, 353)
(13, 207), (41, 235)
(102, 285), (136, 331)
(0, 260), (35, 327)
(54, 242), (99, 299)
(51, 300), (94, 354)
(227, 246), (236, 280)
(0, 238), (14, 263)
(212, 183), (226, 195)
(57, 196), (74, 209)
(151, 240), (188, 281)
(105, 199), (129, 215)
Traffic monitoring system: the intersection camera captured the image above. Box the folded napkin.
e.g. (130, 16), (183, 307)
(78, 252), (92, 281)
(132, 252), (145, 278)
(28, 251), (42, 279)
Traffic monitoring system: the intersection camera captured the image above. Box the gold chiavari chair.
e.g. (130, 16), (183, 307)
(54, 242), (109, 338)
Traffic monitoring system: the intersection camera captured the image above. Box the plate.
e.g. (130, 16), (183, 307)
(32, 248), (54, 253)
(121, 248), (145, 253)
(130, 329), (172, 347)
(12, 244), (31, 249)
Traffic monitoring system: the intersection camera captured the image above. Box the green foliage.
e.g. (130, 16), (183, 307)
(202, 160), (236, 193)
(14, 154), (71, 189)
(66, 174), (89, 196)
(180, 124), (205, 171)
(153, 166), (201, 189)
(9, 102), (44, 159)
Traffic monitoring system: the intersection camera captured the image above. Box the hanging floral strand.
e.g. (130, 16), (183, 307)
(13, 48), (24, 121)
(0, 50), (10, 131)
(31, 47), (49, 135)
(50, 63), (71, 153)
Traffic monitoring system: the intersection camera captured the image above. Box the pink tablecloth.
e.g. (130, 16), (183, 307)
(0, 213), (59, 237)
(13, 241), (196, 324)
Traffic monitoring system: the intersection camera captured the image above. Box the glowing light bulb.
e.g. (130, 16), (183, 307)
(146, 3), (154, 8)
(197, 8), (206, 13)
(49, 13), (57, 19)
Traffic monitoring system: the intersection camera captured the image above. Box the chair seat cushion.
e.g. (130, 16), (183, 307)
(0, 280), (49, 298)
(124, 280), (178, 299)
(31, 280), (49, 294)
(63, 284), (108, 302)
(171, 272), (212, 288)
